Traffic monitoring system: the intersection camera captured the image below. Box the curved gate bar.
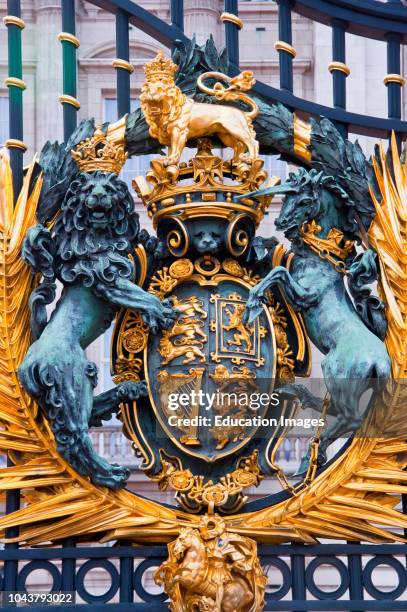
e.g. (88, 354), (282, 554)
(293, 0), (407, 42)
(88, 0), (407, 138)
(87, 0), (189, 46)
(251, 80), (407, 138)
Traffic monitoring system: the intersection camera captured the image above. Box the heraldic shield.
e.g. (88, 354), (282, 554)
(147, 264), (276, 462)
(112, 255), (303, 513)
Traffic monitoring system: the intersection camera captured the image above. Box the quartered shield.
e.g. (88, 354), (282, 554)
(145, 266), (276, 462)
(112, 255), (310, 510)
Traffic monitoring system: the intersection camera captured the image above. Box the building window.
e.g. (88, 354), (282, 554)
(0, 97), (9, 146)
(103, 97), (155, 189)
(261, 155), (287, 181)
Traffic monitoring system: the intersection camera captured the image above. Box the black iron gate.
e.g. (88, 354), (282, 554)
(2, 0), (407, 609)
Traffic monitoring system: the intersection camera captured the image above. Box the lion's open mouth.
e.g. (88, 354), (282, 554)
(89, 207), (110, 225)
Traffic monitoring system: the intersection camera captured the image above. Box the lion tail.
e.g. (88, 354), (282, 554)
(197, 70), (258, 120)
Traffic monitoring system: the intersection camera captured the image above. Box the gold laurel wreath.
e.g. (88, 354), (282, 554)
(0, 138), (406, 546)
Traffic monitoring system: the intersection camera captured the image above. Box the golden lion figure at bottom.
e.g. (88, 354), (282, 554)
(155, 514), (267, 612)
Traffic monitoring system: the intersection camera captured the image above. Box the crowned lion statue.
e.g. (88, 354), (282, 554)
(140, 51), (259, 166)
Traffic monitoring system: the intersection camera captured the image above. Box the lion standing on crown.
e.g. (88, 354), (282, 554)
(140, 51), (259, 166)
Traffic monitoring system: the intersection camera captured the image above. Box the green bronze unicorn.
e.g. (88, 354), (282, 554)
(239, 168), (391, 466)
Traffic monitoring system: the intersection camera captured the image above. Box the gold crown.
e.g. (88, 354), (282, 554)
(133, 140), (276, 229)
(143, 50), (178, 80)
(71, 126), (128, 173)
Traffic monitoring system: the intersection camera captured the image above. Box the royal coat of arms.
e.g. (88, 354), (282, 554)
(0, 39), (407, 612)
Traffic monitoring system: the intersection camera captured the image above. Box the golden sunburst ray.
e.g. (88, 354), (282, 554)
(369, 132), (407, 376)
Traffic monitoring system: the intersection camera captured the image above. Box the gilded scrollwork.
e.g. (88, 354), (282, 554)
(112, 356), (143, 383)
(267, 294), (295, 381)
(152, 450), (264, 513)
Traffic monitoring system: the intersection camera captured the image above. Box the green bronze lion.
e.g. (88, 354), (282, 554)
(19, 170), (175, 489)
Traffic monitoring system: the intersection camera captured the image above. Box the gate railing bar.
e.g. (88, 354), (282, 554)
(3, 0), (23, 593)
(4, 0), (25, 200)
(291, 0), (407, 42)
(330, 18), (349, 139)
(60, 0), (79, 142)
(3, 483), (20, 595)
(0, 605), (166, 612)
(114, 9), (132, 119)
(170, 0), (184, 33)
(88, 0), (188, 47)
(347, 540), (364, 612)
(275, 0), (295, 93)
(263, 604), (407, 611)
(1, 543), (406, 561)
(222, 0), (240, 68)
(61, 538), (76, 594)
(2, 544), (407, 608)
(2, 605), (407, 612)
(3, 604), (407, 612)
(119, 541), (134, 603)
(291, 543), (306, 612)
(252, 79), (407, 138)
(385, 32), (404, 122)
(0, 546), (168, 560)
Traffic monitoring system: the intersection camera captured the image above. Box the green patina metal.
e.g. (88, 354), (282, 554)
(5, 2), (25, 199)
(62, 40), (77, 98)
(60, 0), (79, 140)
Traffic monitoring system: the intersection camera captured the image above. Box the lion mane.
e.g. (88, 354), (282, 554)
(140, 78), (186, 144)
(54, 171), (140, 286)
(23, 171), (141, 337)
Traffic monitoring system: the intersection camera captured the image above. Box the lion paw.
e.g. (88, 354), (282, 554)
(117, 380), (148, 401)
(57, 431), (131, 490)
(141, 298), (178, 333)
(92, 464), (130, 489)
